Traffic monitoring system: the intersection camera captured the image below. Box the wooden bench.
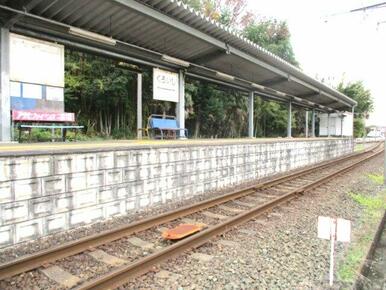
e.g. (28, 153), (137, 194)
(140, 114), (188, 139)
(12, 110), (84, 142)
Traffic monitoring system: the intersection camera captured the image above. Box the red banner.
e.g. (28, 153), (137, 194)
(12, 110), (75, 122)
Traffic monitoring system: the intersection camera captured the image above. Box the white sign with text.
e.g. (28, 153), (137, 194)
(153, 68), (179, 102)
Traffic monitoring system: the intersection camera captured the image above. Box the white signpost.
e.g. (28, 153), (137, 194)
(153, 68), (179, 102)
(317, 216), (351, 286)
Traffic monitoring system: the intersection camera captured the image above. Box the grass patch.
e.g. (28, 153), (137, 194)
(368, 173), (384, 185)
(338, 243), (369, 282)
(354, 144), (365, 152)
(348, 192), (386, 211)
(337, 190), (386, 283)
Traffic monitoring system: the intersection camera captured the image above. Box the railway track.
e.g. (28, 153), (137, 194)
(0, 143), (383, 289)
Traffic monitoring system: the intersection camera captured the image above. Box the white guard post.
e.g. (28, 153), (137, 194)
(317, 216), (351, 286)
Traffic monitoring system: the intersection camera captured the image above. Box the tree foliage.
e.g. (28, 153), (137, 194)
(181, 0), (248, 28)
(243, 19), (299, 66)
(185, 83), (248, 138)
(337, 81), (374, 119)
(337, 81), (374, 138)
(181, 0), (298, 67)
(353, 118), (366, 138)
(65, 51), (136, 136)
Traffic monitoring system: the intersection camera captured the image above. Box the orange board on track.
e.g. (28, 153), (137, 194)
(162, 224), (206, 240)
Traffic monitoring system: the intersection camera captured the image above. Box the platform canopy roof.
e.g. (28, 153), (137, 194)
(0, 0), (357, 112)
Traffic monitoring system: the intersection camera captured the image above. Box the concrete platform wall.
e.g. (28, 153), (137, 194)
(0, 139), (353, 247)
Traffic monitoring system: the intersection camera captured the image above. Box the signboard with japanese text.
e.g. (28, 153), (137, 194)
(153, 68), (179, 102)
(12, 110), (75, 122)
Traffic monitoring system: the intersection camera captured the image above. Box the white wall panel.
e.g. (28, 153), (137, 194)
(46, 86), (64, 101)
(22, 83), (42, 99)
(319, 113), (353, 136)
(10, 81), (21, 97)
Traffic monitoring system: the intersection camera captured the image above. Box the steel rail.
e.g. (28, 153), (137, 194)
(76, 147), (384, 290)
(0, 143), (380, 280)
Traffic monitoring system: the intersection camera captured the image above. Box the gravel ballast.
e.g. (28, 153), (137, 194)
(122, 154), (385, 289)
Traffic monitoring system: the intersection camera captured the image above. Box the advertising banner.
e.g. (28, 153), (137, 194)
(12, 110), (75, 122)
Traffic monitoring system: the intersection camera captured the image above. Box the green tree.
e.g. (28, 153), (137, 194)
(242, 19), (299, 67)
(337, 81), (373, 118)
(337, 81), (374, 137)
(181, 0), (248, 27)
(353, 118), (366, 138)
(185, 82), (248, 138)
(253, 98), (292, 137)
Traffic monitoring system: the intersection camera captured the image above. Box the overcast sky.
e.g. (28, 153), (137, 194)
(247, 0), (386, 127)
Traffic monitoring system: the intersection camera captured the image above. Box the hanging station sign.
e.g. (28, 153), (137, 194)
(153, 68), (179, 103)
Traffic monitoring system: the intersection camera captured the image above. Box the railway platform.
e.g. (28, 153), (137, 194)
(0, 137), (354, 248)
(0, 137), (343, 156)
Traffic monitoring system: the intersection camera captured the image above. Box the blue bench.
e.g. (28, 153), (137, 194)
(141, 115), (188, 139)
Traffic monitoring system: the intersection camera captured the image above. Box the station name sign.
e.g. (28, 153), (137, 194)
(153, 68), (179, 103)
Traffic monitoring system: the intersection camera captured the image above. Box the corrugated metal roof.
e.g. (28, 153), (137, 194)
(138, 0), (355, 108)
(0, 0), (357, 111)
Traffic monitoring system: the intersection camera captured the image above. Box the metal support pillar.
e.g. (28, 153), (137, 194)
(311, 109), (316, 137)
(340, 115), (344, 137)
(136, 73), (142, 139)
(305, 111), (309, 138)
(248, 91), (254, 138)
(0, 28), (11, 142)
(327, 113), (330, 137)
(176, 70), (185, 138)
(351, 106), (355, 138)
(287, 100), (292, 138)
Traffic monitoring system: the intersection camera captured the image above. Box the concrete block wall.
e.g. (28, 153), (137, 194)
(0, 138), (353, 247)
